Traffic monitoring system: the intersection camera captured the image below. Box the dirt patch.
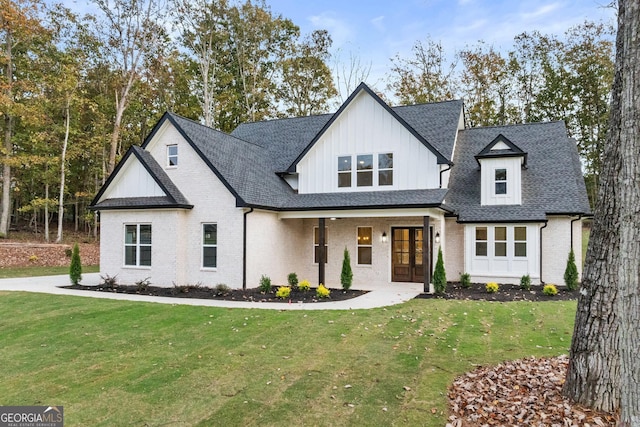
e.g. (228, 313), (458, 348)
(0, 241), (99, 267)
(415, 282), (578, 302)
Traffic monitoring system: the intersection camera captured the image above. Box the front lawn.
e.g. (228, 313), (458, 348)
(0, 265), (99, 279)
(0, 292), (576, 426)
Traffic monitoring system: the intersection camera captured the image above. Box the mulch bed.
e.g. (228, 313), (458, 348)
(62, 283), (368, 303)
(415, 282), (579, 302)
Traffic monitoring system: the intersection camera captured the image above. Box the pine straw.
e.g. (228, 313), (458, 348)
(446, 355), (618, 427)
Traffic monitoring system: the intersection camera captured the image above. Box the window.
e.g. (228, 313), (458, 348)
(514, 227), (527, 257)
(167, 145), (178, 167)
(202, 223), (217, 268)
(338, 156), (352, 187)
(357, 227), (372, 265)
(124, 224), (152, 266)
(475, 227), (487, 256)
(378, 153), (393, 186)
(495, 168), (507, 195)
(494, 226), (507, 257)
(313, 227), (328, 263)
(357, 154), (373, 187)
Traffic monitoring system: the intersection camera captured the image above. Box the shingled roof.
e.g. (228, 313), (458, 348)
(445, 121), (591, 222)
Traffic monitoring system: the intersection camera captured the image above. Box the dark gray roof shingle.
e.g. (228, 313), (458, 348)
(445, 121), (591, 222)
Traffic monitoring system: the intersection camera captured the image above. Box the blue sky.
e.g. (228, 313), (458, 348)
(268, 0), (616, 90)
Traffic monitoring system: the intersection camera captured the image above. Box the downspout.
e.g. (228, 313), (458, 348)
(243, 208), (254, 290)
(570, 214), (583, 249)
(439, 164), (453, 188)
(539, 222), (548, 285)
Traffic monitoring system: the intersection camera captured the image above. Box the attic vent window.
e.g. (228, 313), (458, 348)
(495, 168), (507, 195)
(167, 145), (178, 167)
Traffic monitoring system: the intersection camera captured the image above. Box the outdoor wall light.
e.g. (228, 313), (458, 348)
(381, 231), (388, 243)
(435, 232), (441, 244)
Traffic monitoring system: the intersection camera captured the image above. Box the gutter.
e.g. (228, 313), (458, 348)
(539, 222), (548, 285)
(570, 214), (583, 248)
(439, 164), (453, 189)
(242, 208), (254, 290)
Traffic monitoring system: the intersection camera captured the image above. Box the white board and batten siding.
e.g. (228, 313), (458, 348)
(479, 157), (522, 206)
(296, 91), (440, 194)
(99, 158), (166, 200)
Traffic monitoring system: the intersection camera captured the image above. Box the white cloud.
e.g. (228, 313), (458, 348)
(370, 15), (386, 32)
(309, 12), (354, 48)
(520, 2), (562, 21)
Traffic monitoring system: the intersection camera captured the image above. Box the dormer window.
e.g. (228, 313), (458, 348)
(167, 145), (178, 167)
(495, 168), (507, 195)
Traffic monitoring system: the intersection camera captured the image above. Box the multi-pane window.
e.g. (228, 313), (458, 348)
(124, 224), (152, 266)
(202, 223), (217, 268)
(378, 153), (393, 186)
(514, 227), (527, 257)
(494, 227), (507, 257)
(313, 227), (328, 263)
(357, 227), (372, 265)
(338, 153), (393, 188)
(495, 168), (507, 194)
(338, 156), (352, 187)
(167, 145), (178, 167)
(356, 154), (373, 187)
(475, 227), (488, 256)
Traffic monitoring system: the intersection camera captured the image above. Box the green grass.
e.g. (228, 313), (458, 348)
(0, 293), (576, 426)
(0, 265), (99, 279)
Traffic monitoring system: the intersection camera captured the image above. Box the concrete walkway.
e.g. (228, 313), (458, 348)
(0, 273), (421, 310)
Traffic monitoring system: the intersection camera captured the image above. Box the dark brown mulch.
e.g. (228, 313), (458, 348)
(415, 282), (579, 302)
(62, 283), (368, 303)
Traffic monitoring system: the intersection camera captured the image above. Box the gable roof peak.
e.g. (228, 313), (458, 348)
(475, 133), (528, 166)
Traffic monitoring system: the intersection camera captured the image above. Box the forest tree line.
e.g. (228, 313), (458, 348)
(0, 0), (614, 241)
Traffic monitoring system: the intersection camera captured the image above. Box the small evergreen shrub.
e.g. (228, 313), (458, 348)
(259, 275), (272, 293)
(276, 286), (291, 299)
(432, 247), (447, 294)
(65, 247), (73, 258)
(460, 273), (471, 288)
(69, 243), (82, 285)
(287, 273), (299, 289)
(543, 284), (558, 296)
(486, 282), (499, 293)
(298, 280), (311, 291)
(340, 247), (353, 290)
(564, 248), (579, 291)
(316, 284), (331, 298)
(520, 274), (531, 291)
(135, 277), (151, 292)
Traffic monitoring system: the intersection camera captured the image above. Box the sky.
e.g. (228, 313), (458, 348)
(266, 0), (616, 91)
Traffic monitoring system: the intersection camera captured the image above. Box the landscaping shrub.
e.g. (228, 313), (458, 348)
(69, 242), (82, 285)
(298, 280), (311, 291)
(276, 286), (291, 299)
(486, 282), (499, 293)
(520, 274), (531, 291)
(135, 277), (151, 292)
(340, 247), (353, 290)
(564, 248), (579, 291)
(259, 275), (272, 293)
(543, 284), (558, 296)
(287, 273), (299, 289)
(99, 274), (118, 288)
(460, 273), (471, 288)
(214, 283), (231, 295)
(316, 284), (330, 298)
(432, 247), (446, 294)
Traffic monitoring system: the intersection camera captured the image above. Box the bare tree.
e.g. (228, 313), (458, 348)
(563, 0), (640, 424)
(333, 48), (372, 103)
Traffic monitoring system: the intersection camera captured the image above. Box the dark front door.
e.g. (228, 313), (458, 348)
(392, 227), (432, 283)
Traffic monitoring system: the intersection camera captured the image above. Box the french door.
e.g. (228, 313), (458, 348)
(391, 227), (432, 283)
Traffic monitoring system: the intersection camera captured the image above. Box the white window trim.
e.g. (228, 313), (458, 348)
(494, 168), (507, 196)
(123, 223), (152, 268)
(167, 144), (178, 168)
(356, 226), (373, 266)
(475, 226), (488, 258)
(202, 223), (218, 271)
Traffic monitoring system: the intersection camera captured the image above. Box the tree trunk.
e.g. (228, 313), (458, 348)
(563, 0), (640, 423)
(1, 29), (13, 237)
(44, 182), (49, 242)
(56, 97), (71, 243)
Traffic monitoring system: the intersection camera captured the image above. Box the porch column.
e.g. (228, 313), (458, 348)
(423, 216), (430, 292)
(318, 218), (326, 285)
